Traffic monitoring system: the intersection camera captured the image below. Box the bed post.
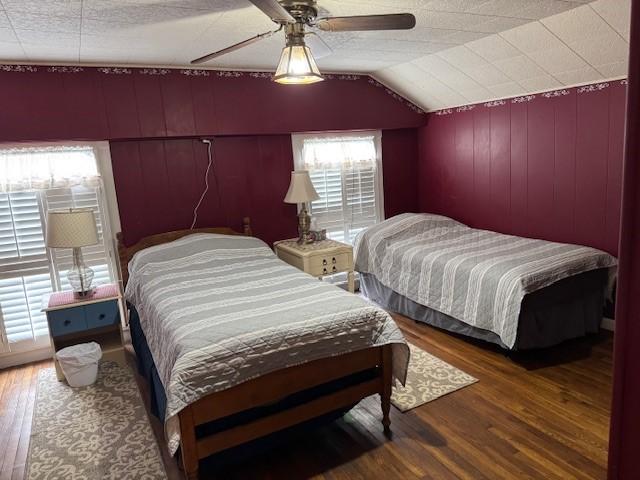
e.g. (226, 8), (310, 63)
(178, 407), (199, 480)
(243, 216), (252, 236)
(381, 344), (392, 436)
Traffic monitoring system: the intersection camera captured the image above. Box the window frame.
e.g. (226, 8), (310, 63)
(291, 130), (385, 244)
(0, 141), (120, 355)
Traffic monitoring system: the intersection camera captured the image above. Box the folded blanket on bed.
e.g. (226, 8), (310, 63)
(125, 233), (409, 455)
(354, 213), (617, 349)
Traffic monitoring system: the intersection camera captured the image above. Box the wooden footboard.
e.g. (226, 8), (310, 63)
(178, 344), (393, 480)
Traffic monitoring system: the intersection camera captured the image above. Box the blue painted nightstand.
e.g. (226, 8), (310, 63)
(41, 284), (126, 381)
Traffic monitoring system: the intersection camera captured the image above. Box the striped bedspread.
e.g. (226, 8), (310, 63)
(354, 213), (617, 349)
(125, 233), (409, 455)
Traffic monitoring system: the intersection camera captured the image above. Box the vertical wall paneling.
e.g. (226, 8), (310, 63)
(109, 142), (145, 245)
(133, 73), (167, 138)
(575, 88), (610, 251)
(63, 69), (109, 140)
(455, 111), (475, 225)
(553, 90), (578, 244)
(418, 82), (626, 255)
(473, 107), (492, 229)
(0, 65), (426, 143)
(509, 101), (528, 238)
(137, 140), (174, 234)
(110, 135), (302, 247)
(160, 72), (196, 136)
(605, 82), (627, 255)
(0, 65), (424, 246)
(381, 129), (419, 218)
(213, 135), (254, 230)
(419, 115), (445, 214)
(27, 71), (69, 140)
(489, 104), (511, 234)
(101, 72), (141, 139)
(526, 96), (555, 242)
(0, 71), (31, 140)
(164, 139), (201, 227)
(190, 74), (218, 136)
(439, 114), (458, 219)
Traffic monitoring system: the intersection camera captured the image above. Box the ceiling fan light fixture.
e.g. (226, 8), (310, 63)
(274, 43), (324, 85)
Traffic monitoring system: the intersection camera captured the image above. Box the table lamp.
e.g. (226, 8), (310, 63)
(284, 170), (320, 244)
(46, 208), (99, 298)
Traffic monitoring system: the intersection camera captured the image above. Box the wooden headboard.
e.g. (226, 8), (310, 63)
(116, 217), (252, 287)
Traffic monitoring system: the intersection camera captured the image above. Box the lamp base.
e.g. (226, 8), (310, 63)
(68, 247), (95, 297)
(297, 206), (314, 245)
(73, 289), (95, 299)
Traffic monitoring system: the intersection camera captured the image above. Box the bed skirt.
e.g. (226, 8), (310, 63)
(360, 270), (607, 350)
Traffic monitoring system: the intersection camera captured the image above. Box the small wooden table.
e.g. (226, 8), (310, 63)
(41, 284), (126, 381)
(274, 238), (355, 293)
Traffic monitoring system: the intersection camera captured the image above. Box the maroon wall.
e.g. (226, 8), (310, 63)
(112, 130), (421, 247)
(381, 128), (419, 218)
(0, 66), (424, 142)
(110, 136), (298, 247)
(608, 2), (639, 478)
(0, 65), (423, 245)
(418, 81), (627, 255)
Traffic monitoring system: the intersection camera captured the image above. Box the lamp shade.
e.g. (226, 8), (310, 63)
(284, 171), (320, 204)
(46, 209), (99, 248)
(274, 44), (324, 85)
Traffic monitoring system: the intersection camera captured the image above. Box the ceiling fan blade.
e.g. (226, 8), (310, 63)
(249, 0), (295, 23)
(315, 13), (416, 32)
(306, 32), (333, 59)
(191, 28), (280, 64)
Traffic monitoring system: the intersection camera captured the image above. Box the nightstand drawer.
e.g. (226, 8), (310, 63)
(309, 252), (351, 276)
(48, 306), (87, 337)
(85, 300), (120, 329)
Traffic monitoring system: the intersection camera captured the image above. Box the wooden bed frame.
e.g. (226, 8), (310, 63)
(116, 217), (393, 480)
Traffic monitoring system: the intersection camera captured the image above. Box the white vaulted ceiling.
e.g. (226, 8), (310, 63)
(375, 0), (631, 111)
(0, 0), (631, 111)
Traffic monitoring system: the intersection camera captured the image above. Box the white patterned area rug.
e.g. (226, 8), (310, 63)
(26, 361), (167, 480)
(392, 343), (478, 412)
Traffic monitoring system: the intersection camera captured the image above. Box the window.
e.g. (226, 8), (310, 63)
(292, 131), (384, 244)
(0, 144), (116, 354)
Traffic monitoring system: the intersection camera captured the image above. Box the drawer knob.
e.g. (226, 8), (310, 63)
(99, 314), (106, 320)
(332, 266), (337, 272)
(64, 319), (71, 326)
(323, 259), (327, 265)
(332, 257), (336, 264)
(323, 268), (328, 274)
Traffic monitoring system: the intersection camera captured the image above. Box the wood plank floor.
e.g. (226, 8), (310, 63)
(0, 315), (612, 480)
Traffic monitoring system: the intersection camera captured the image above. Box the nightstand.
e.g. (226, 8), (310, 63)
(274, 239), (355, 293)
(42, 284), (126, 381)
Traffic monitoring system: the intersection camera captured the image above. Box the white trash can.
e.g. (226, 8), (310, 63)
(56, 342), (102, 387)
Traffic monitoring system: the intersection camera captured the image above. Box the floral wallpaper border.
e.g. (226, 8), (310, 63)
(433, 79), (628, 116)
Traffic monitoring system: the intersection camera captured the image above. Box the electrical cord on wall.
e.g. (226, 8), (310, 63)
(191, 139), (215, 229)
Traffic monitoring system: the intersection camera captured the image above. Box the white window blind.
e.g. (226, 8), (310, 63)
(0, 145), (116, 354)
(292, 131), (384, 244)
(0, 192), (47, 263)
(0, 192), (52, 345)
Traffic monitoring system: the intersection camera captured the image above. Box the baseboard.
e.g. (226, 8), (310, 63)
(0, 346), (52, 369)
(601, 317), (615, 332)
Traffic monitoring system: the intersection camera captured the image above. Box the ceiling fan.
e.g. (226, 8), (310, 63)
(191, 0), (416, 85)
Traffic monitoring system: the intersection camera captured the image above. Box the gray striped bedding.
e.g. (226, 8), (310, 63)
(125, 233), (409, 455)
(354, 213), (617, 349)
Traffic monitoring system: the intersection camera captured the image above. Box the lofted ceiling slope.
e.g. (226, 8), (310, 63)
(374, 0), (631, 111)
(0, 0), (632, 112)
